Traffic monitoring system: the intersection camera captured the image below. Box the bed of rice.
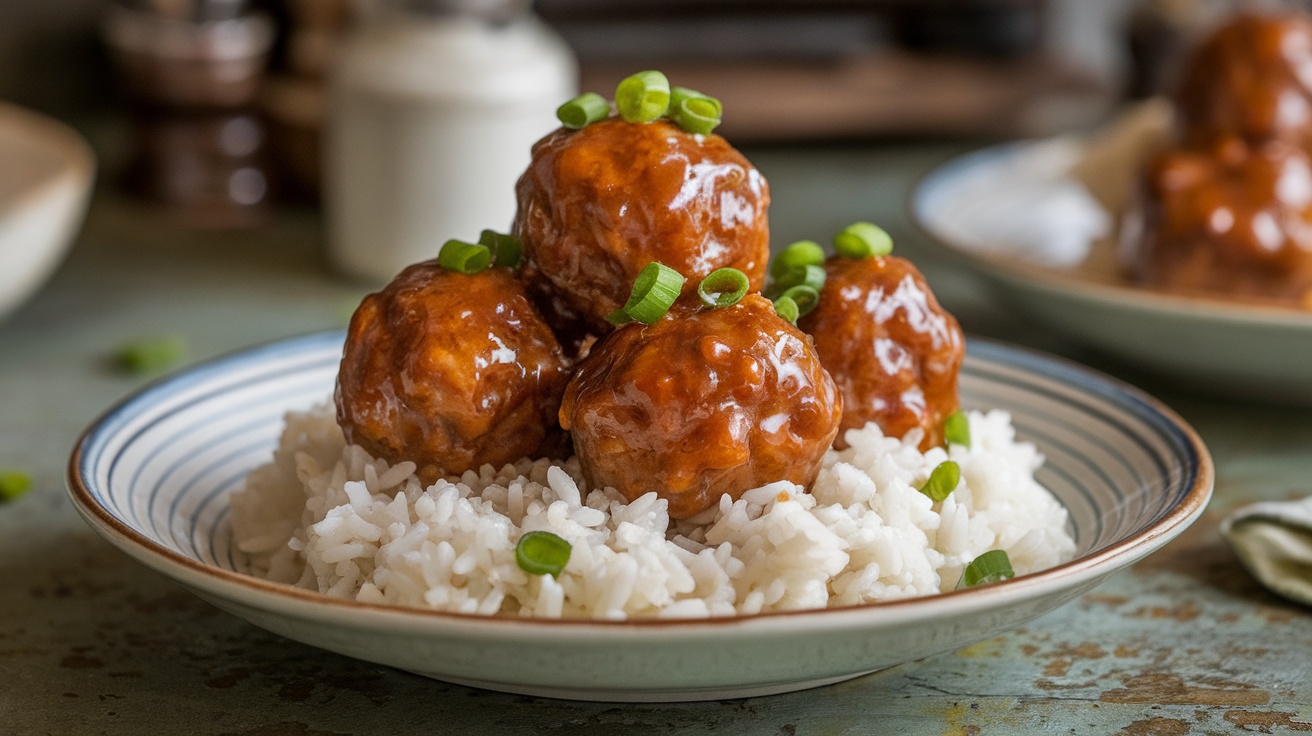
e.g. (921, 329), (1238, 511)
(230, 405), (1075, 619)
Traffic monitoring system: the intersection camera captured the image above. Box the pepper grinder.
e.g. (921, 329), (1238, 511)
(105, 0), (277, 228)
(324, 0), (577, 283)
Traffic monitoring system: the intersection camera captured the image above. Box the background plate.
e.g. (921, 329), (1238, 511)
(911, 138), (1312, 405)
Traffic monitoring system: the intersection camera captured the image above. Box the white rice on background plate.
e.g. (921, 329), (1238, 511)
(230, 405), (1075, 619)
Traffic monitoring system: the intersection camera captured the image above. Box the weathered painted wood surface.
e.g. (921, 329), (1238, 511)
(1, 143), (1308, 735)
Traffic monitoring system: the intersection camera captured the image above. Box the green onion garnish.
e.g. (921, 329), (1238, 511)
(674, 96), (723, 135)
(670, 87), (721, 117)
(778, 285), (820, 317)
(556, 92), (610, 129)
(773, 295), (800, 324)
(478, 229), (523, 268)
(605, 309), (634, 326)
(771, 264), (827, 296)
(439, 239), (492, 274)
(919, 460), (960, 503)
(613, 262), (685, 324)
(515, 530), (572, 577)
(0, 470), (32, 502)
(615, 70), (671, 123)
(834, 222), (894, 259)
(115, 336), (185, 375)
(956, 549), (1016, 589)
(770, 240), (826, 279)
(697, 268), (749, 309)
(944, 410), (971, 448)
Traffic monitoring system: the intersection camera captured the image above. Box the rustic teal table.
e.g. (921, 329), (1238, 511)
(2, 142), (1309, 735)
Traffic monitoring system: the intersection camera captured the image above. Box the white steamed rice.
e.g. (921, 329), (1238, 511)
(230, 404), (1075, 619)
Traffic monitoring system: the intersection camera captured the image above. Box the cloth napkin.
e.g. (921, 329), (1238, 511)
(1221, 497), (1312, 607)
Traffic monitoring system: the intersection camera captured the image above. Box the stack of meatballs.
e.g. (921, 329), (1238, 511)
(335, 78), (965, 521)
(1124, 10), (1312, 308)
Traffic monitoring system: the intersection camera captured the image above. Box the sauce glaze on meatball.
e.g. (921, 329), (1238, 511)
(799, 255), (964, 451)
(336, 262), (571, 480)
(1124, 137), (1312, 305)
(514, 118), (770, 344)
(1122, 11), (1312, 307)
(559, 295), (841, 519)
(1175, 12), (1312, 150)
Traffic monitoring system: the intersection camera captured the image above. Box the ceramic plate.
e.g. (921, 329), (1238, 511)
(911, 137), (1312, 404)
(0, 102), (95, 320)
(67, 331), (1211, 702)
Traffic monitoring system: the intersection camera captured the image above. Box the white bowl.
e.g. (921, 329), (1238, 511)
(67, 331), (1212, 702)
(0, 102), (95, 320)
(911, 137), (1312, 404)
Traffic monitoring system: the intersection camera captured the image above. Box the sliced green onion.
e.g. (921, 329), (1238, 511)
(114, 336), (185, 374)
(773, 295), (799, 324)
(478, 229), (523, 268)
(515, 530), (572, 577)
(956, 549), (1016, 589)
(0, 470), (32, 502)
(919, 460), (960, 502)
(670, 87), (722, 118)
(674, 96), (723, 135)
(834, 222), (894, 258)
(617, 262), (685, 324)
(770, 240), (826, 278)
(556, 92), (610, 129)
(778, 285), (820, 317)
(605, 309), (634, 326)
(439, 239), (492, 274)
(697, 268), (749, 309)
(771, 264), (827, 296)
(944, 410), (971, 448)
(615, 71), (670, 123)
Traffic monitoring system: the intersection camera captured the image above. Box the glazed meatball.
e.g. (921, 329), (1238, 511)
(1175, 12), (1312, 150)
(1123, 138), (1312, 306)
(1122, 10), (1312, 307)
(559, 295), (841, 519)
(513, 118), (770, 343)
(798, 256), (964, 451)
(336, 262), (571, 479)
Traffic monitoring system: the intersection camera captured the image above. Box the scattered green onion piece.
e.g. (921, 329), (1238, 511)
(771, 264), (827, 296)
(956, 549), (1016, 590)
(478, 229), (523, 268)
(439, 239), (492, 274)
(770, 240), (826, 278)
(615, 70), (670, 123)
(515, 530), (572, 577)
(674, 96), (723, 135)
(778, 284), (820, 317)
(833, 222), (894, 259)
(0, 470), (32, 502)
(773, 295), (799, 324)
(556, 92), (610, 129)
(944, 410), (971, 448)
(697, 268), (749, 309)
(115, 336), (185, 375)
(919, 460), (960, 503)
(617, 262), (685, 324)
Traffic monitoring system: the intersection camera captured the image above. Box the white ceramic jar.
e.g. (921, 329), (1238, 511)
(324, 0), (576, 283)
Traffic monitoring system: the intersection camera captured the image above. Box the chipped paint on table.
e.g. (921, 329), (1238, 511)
(2, 144), (1310, 735)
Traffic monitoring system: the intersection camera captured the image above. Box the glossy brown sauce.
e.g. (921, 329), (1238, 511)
(1124, 11), (1312, 307)
(335, 262), (571, 480)
(559, 295), (841, 519)
(799, 256), (964, 451)
(514, 118), (770, 343)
